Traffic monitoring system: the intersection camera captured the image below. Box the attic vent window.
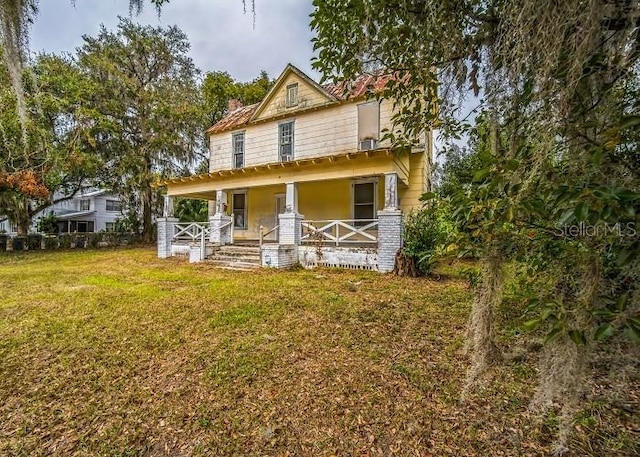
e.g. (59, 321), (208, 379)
(285, 83), (298, 107)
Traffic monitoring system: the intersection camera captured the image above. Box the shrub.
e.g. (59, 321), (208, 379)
(59, 234), (73, 249)
(27, 234), (42, 250)
(43, 235), (59, 250)
(88, 233), (101, 248)
(398, 199), (457, 275)
(12, 237), (25, 251)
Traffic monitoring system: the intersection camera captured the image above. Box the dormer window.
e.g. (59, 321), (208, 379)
(285, 83), (298, 107)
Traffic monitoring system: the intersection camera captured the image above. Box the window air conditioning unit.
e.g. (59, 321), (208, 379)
(359, 139), (378, 151)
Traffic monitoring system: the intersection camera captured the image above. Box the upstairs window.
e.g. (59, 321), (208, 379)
(106, 200), (122, 212)
(279, 121), (294, 162)
(232, 132), (245, 169)
(285, 83), (298, 107)
(357, 101), (380, 150)
(80, 199), (90, 211)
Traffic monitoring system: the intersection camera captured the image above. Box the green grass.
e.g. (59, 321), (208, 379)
(0, 248), (637, 456)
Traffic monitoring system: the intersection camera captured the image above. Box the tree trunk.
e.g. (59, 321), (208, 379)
(463, 254), (503, 394)
(15, 198), (30, 237)
(141, 185), (153, 243)
(394, 251), (419, 277)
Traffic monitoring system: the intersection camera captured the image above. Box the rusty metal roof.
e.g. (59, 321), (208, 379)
(204, 70), (394, 136)
(206, 103), (260, 134)
(323, 73), (393, 100)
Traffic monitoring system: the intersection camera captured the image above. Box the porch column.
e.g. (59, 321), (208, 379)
(378, 172), (402, 273)
(210, 189), (233, 245)
(384, 172), (399, 210)
(157, 216), (179, 259)
(279, 182), (302, 245)
(163, 196), (174, 217)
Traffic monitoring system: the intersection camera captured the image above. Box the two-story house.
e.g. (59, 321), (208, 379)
(34, 189), (124, 233)
(158, 64), (432, 272)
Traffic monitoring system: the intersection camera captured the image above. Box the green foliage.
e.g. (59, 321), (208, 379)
(174, 197), (208, 222)
(312, 1), (639, 436)
(401, 200), (456, 275)
(77, 18), (204, 242)
(202, 69), (273, 127)
(0, 49), (100, 235)
(435, 144), (482, 199)
(36, 212), (57, 234)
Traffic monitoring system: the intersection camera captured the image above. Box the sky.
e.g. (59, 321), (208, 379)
(30, 0), (318, 82)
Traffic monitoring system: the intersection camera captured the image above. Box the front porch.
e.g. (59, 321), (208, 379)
(158, 150), (414, 272)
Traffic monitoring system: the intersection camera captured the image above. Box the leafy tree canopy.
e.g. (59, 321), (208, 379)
(202, 69), (273, 127)
(77, 17), (204, 242)
(0, 48), (100, 235)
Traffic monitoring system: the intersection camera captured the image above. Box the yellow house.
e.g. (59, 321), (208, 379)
(158, 64), (432, 272)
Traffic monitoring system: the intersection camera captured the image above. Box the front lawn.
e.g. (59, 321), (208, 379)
(0, 248), (636, 456)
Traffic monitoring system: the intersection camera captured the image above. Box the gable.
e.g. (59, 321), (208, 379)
(250, 64), (337, 122)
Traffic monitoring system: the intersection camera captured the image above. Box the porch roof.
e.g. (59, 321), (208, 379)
(159, 148), (411, 200)
(55, 210), (95, 220)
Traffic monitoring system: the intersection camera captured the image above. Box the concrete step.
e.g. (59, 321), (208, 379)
(205, 259), (261, 270)
(208, 254), (261, 263)
(213, 250), (261, 259)
(218, 245), (261, 255)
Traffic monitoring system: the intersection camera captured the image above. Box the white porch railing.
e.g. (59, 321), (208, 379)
(172, 222), (210, 261)
(171, 218), (234, 261)
(301, 219), (379, 246)
(259, 224), (279, 248)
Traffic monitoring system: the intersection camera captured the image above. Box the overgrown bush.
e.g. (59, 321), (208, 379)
(59, 234), (73, 249)
(12, 237), (25, 251)
(43, 235), (59, 250)
(88, 233), (101, 248)
(36, 213), (58, 234)
(398, 199), (457, 275)
(26, 234), (41, 250)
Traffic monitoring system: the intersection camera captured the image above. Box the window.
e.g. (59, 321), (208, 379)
(357, 101), (380, 150)
(232, 191), (247, 229)
(279, 121), (294, 161)
(353, 181), (376, 222)
(232, 132), (244, 169)
(105, 222), (115, 232)
(106, 200), (122, 212)
(285, 83), (298, 107)
(80, 199), (90, 211)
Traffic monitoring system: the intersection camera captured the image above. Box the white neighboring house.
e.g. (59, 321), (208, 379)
(0, 218), (18, 235)
(33, 189), (125, 234)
